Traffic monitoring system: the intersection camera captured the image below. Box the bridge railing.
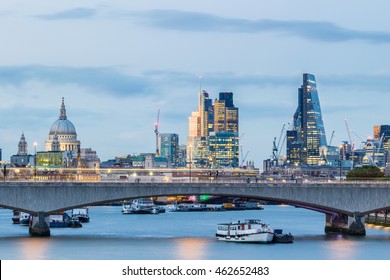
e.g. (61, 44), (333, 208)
(1, 178), (390, 185)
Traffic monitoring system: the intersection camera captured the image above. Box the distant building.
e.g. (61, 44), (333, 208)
(178, 145), (187, 167)
(45, 97), (81, 153)
(36, 151), (64, 168)
(209, 132), (239, 168)
(287, 73), (327, 166)
(187, 91), (239, 168)
(159, 133), (179, 167)
(81, 148), (100, 169)
(10, 133), (34, 167)
(286, 130), (301, 166)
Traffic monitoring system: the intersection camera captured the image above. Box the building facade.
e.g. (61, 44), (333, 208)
(187, 90), (239, 168)
(45, 97), (81, 154)
(10, 133), (35, 167)
(159, 133), (179, 167)
(287, 73), (327, 166)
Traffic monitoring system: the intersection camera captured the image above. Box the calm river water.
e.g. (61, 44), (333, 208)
(0, 205), (389, 260)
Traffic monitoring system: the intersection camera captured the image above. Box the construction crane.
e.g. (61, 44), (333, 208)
(320, 130), (334, 164)
(240, 133), (245, 166)
(241, 151), (250, 167)
(329, 130), (335, 146)
(154, 108), (160, 157)
(344, 119), (354, 169)
(272, 124), (286, 165)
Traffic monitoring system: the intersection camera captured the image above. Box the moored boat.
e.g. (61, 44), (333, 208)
(12, 210), (21, 224)
(272, 229), (294, 243)
(71, 207), (90, 223)
(49, 213), (70, 227)
(121, 198), (159, 214)
(216, 219), (274, 243)
(19, 212), (30, 226)
(49, 212), (82, 228)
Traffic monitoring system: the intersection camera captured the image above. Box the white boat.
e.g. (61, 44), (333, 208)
(216, 219), (274, 243)
(121, 198), (159, 214)
(19, 212), (30, 226)
(71, 207), (90, 223)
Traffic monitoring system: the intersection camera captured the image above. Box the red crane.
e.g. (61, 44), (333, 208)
(155, 109), (160, 157)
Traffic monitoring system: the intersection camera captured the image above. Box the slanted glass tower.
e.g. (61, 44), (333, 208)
(290, 73), (327, 165)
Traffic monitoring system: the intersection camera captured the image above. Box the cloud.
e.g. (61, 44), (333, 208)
(130, 9), (390, 44)
(0, 66), (150, 97)
(36, 8), (96, 20)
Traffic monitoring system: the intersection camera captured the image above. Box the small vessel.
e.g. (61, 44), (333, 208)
(49, 213), (71, 227)
(71, 207), (90, 223)
(68, 217), (83, 228)
(12, 210), (21, 224)
(121, 198), (159, 214)
(19, 212), (30, 226)
(273, 229), (294, 243)
(216, 219), (274, 243)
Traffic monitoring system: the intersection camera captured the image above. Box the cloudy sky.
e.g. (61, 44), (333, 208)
(1, 1), (390, 167)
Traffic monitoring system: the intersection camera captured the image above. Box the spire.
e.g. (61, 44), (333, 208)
(59, 97), (67, 120)
(18, 132), (28, 156)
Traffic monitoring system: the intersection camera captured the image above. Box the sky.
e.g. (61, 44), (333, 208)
(1, 0), (390, 168)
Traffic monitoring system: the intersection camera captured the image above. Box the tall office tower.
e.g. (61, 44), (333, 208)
(199, 90), (213, 137)
(214, 92), (239, 133)
(373, 125), (390, 165)
(286, 130), (301, 166)
(159, 133), (179, 167)
(209, 132), (239, 167)
(188, 111), (201, 137)
(291, 73), (327, 165)
(187, 90), (239, 168)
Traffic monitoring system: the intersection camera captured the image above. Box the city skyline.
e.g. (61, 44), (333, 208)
(1, 1), (390, 165)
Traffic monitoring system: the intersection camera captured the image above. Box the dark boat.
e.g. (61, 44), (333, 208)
(71, 207), (90, 223)
(272, 229), (294, 243)
(12, 210), (20, 224)
(68, 217), (82, 228)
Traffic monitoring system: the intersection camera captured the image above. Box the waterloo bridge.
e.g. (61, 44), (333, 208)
(0, 181), (390, 237)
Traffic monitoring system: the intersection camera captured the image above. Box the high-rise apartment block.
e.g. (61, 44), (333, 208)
(187, 91), (239, 168)
(287, 73), (327, 166)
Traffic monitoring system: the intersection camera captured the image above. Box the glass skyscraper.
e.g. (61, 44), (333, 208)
(289, 73), (327, 165)
(159, 133), (179, 167)
(187, 91), (239, 168)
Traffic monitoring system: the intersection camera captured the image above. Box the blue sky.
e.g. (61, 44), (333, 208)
(1, 1), (390, 167)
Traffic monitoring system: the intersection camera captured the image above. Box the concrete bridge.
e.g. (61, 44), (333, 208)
(1, 181), (390, 237)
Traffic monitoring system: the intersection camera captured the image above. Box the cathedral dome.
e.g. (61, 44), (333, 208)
(49, 119), (76, 136)
(49, 98), (77, 136)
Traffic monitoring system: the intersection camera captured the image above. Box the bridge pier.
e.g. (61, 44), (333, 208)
(325, 212), (366, 236)
(29, 211), (50, 237)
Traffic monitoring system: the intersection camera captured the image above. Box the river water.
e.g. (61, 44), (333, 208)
(0, 205), (389, 260)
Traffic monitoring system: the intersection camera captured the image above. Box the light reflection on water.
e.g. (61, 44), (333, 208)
(0, 205), (389, 260)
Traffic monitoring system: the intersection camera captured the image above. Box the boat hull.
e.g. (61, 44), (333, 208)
(216, 232), (274, 243)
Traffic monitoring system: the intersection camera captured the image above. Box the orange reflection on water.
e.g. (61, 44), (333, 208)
(327, 237), (358, 259)
(18, 238), (49, 260)
(174, 238), (209, 259)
